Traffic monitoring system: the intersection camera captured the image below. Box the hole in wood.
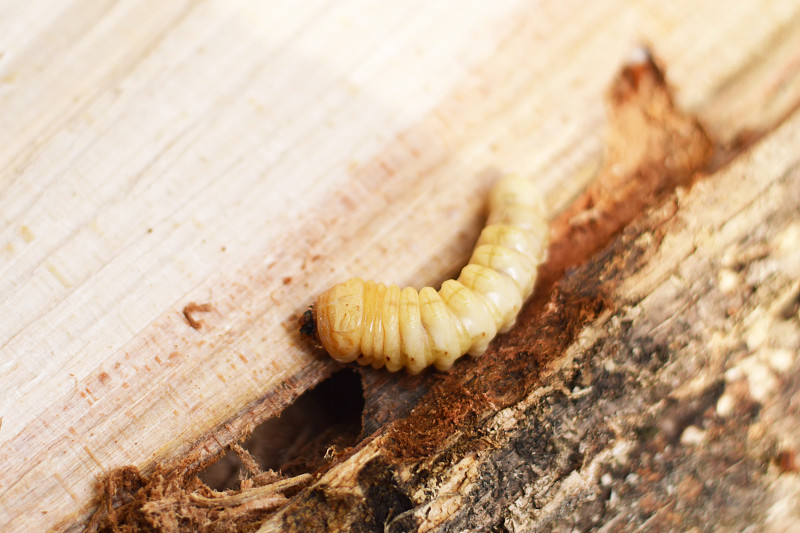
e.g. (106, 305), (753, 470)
(200, 369), (365, 490)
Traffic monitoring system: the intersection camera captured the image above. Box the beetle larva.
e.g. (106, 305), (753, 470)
(302, 174), (548, 374)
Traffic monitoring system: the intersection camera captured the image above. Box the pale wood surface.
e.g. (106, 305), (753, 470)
(1, 1), (799, 531)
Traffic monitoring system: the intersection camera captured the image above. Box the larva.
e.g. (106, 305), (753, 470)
(301, 175), (548, 374)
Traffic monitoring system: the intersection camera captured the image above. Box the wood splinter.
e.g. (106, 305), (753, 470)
(183, 302), (213, 330)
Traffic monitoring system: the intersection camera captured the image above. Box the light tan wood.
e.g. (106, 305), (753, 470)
(1, 1), (799, 531)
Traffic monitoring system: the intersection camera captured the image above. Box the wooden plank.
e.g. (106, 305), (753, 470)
(1, 0), (799, 530)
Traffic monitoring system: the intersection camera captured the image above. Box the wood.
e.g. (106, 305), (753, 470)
(1, 1), (800, 531)
(255, 78), (800, 533)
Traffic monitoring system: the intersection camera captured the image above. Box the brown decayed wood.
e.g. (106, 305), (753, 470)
(87, 453), (312, 532)
(543, 52), (713, 292)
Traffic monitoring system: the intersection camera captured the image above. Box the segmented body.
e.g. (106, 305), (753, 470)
(312, 175), (548, 373)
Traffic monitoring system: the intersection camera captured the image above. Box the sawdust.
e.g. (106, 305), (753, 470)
(86, 448), (311, 533)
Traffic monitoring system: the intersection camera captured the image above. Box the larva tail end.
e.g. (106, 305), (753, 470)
(300, 306), (317, 339)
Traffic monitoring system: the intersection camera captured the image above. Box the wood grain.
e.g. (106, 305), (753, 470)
(1, 1), (799, 531)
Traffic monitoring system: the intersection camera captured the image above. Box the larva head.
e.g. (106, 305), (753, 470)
(299, 308), (317, 338)
(314, 277), (366, 363)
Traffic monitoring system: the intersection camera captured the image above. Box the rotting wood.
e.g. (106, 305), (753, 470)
(86, 464), (313, 532)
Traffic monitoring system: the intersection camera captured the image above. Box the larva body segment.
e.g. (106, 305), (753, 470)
(312, 174), (549, 373)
